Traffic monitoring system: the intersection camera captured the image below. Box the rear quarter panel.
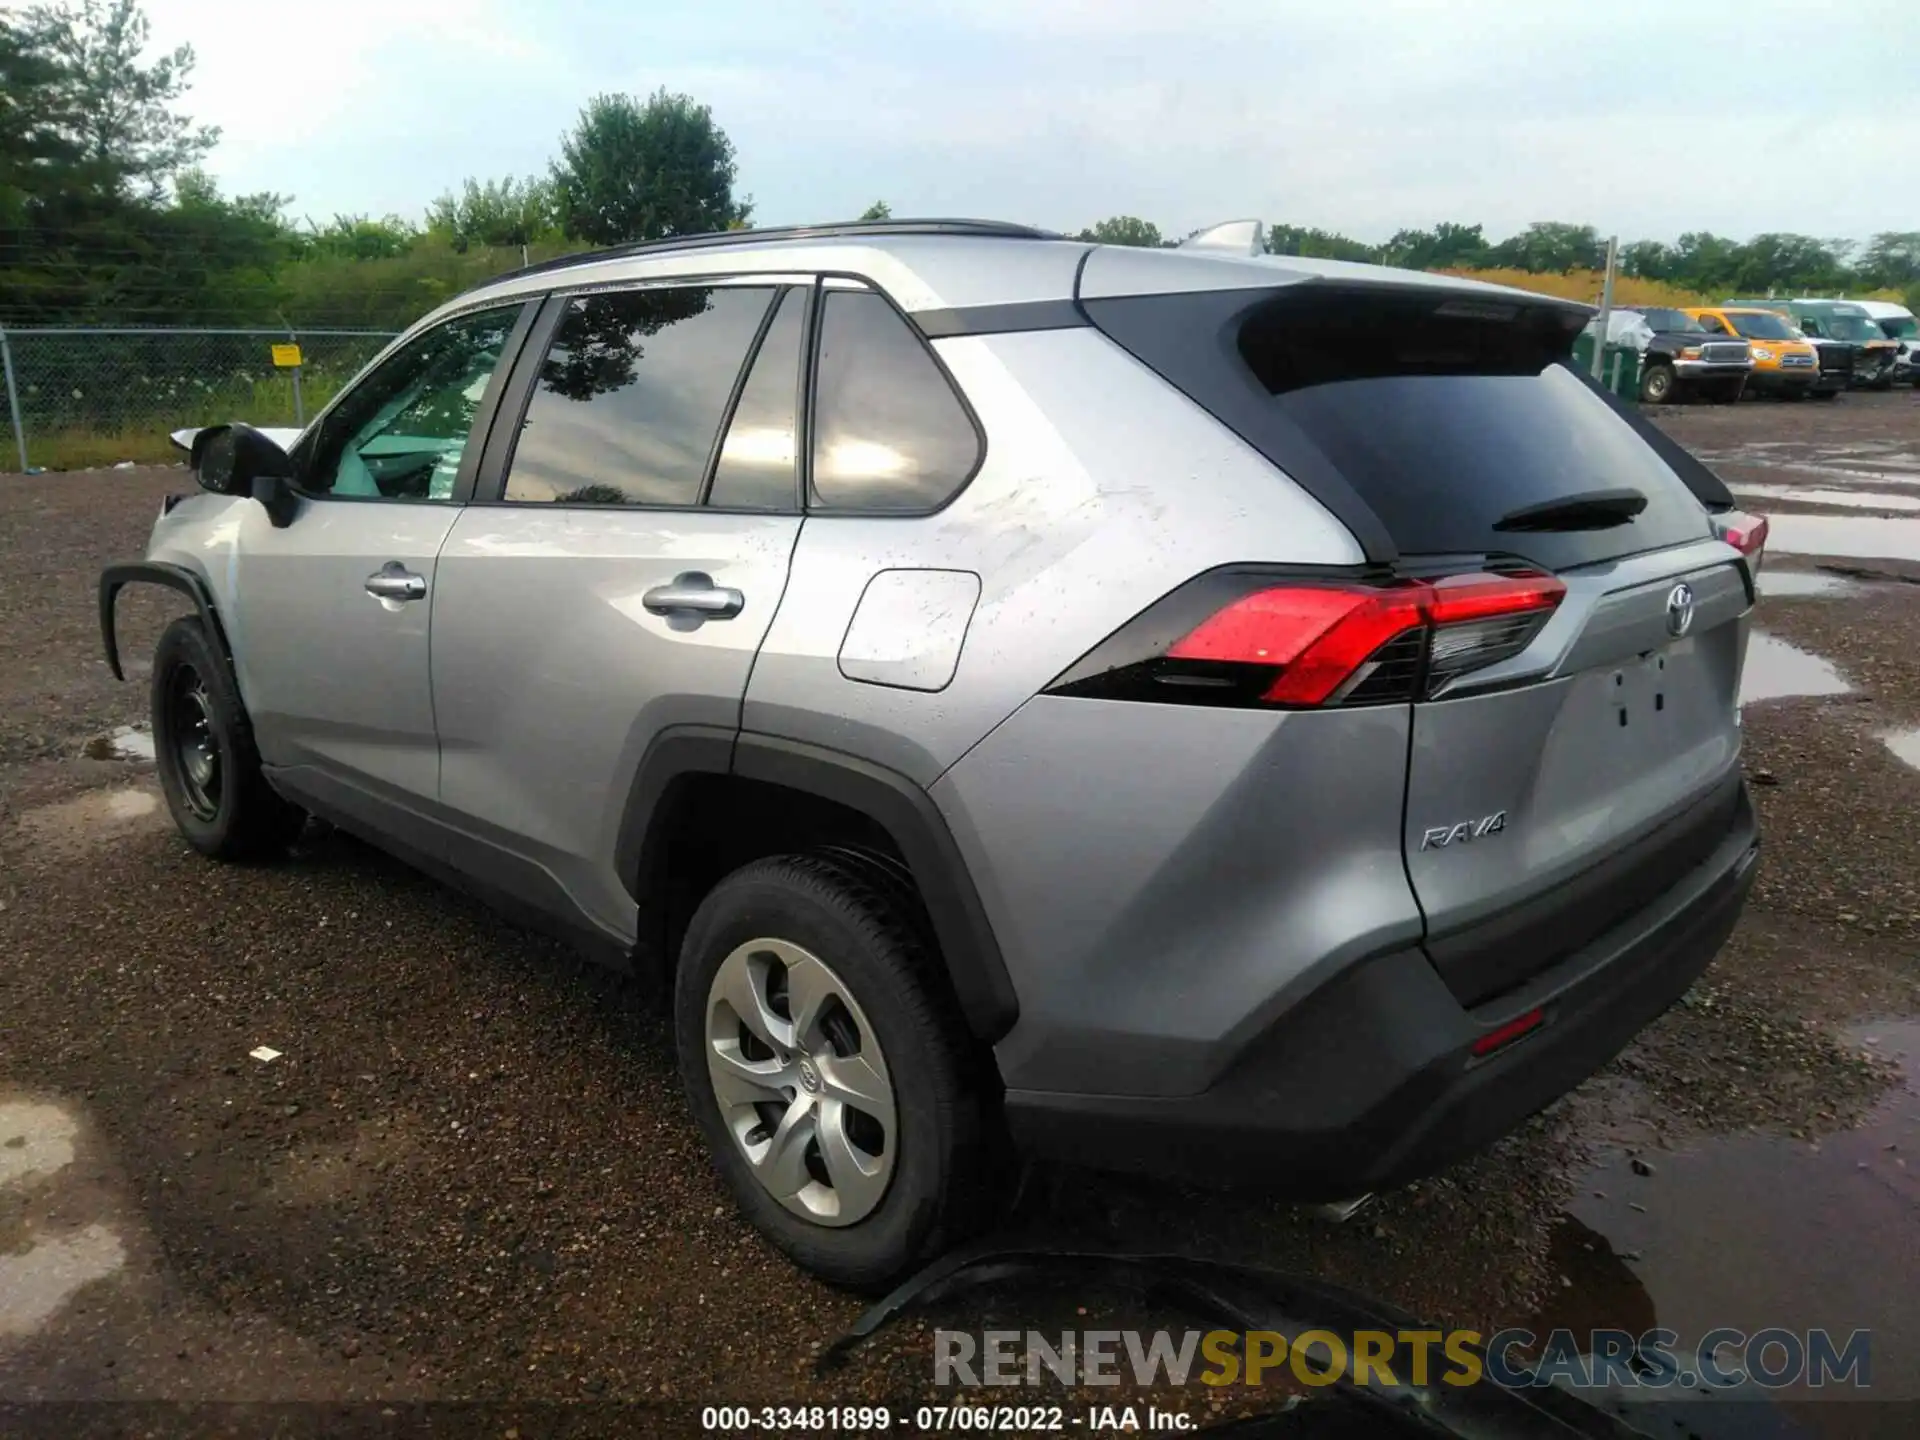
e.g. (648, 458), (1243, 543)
(741, 326), (1364, 786)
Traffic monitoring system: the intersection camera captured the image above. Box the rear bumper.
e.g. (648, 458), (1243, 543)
(1005, 782), (1760, 1195)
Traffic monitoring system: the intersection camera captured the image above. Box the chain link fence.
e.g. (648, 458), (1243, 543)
(0, 327), (399, 472)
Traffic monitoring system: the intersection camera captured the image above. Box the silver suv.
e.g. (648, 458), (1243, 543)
(100, 219), (1763, 1289)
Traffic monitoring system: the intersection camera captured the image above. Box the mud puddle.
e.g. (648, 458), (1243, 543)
(12, 785), (164, 857)
(81, 725), (154, 762)
(0, 1100), (127, 1342)
(1741, 632), (1852, 704)
(1882, 728), (1920, 772)
(1733, 483), (1920, 513)
(1766, 514), (1920, 564)
(1539, 1021), (1920, 1425)
(1758, 571), (1860, 599)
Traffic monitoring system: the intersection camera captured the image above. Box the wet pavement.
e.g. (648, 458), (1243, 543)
(3, 395), (1920, 1433)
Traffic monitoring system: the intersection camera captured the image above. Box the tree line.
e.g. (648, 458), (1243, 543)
(4, 0), (1916, 332)
(1082, 217), (1920, 305)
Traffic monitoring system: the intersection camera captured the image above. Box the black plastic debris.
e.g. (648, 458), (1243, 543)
(818, 1244), (1814, 1439)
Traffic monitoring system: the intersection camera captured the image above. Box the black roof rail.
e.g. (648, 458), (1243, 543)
(493, 218), (1063, 284)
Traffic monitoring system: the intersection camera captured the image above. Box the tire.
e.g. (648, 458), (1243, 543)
(1781, 387), (1807, 402)
(674, 852), (1003, 1290)
(1810, 390), (1840, 401)
(1639, 362), (1676, 404)
(1707, 380), (1745, 405)
(150, 616), (306, 860)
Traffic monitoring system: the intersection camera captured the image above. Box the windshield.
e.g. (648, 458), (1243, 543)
(1825, 314), (1886, 343)
(1727, 311), (1795, 340)
(1880, 316), (1918, 339)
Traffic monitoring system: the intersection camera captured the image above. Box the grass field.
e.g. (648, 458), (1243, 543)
(4, 370), (354, 472)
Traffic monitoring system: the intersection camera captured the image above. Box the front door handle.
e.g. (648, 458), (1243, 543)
(365, 562), (427, 602)
(642, 572), (744, 619)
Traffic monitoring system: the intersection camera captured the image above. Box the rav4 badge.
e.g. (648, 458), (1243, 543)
(1420, 812), (1507, 850)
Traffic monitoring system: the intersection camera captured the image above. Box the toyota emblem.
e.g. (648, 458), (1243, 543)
(1665, 582), (1696, 638)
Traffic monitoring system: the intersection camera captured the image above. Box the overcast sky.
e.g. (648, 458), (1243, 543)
(149, 0), (1919, 245)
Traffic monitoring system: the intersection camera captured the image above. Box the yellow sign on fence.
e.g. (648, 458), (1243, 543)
(270, 343), (303, 368)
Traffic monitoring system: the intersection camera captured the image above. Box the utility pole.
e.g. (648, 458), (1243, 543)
(1591, 234), (1620, 381)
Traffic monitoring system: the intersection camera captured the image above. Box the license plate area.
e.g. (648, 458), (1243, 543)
(1607, 640), (1688, 738)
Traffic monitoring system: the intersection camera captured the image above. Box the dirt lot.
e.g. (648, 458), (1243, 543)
(3, 392), (1919, 1436)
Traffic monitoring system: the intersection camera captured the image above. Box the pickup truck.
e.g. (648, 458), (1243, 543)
(1590, 306), (1751, 403)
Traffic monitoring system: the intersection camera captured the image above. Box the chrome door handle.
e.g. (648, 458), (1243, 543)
(642, 572), (744, 619)
(365, 563), (427, 602)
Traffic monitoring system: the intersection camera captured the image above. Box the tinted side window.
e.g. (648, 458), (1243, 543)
(708, 288), (805, 511)
(504, 286), (774, 506)
(810, 290), (980, 512)
(303, 304), (522, 501)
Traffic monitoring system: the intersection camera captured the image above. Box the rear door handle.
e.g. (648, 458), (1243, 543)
(642, 572), (744, 619)
(365, 563), (427, 602)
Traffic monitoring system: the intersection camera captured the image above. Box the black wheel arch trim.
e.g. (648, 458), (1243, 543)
(617, 727), (1019, 1042)
(99, 560), (233, 683)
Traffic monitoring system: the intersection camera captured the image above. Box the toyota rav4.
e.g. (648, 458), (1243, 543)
(99, 219), (1764, 1289)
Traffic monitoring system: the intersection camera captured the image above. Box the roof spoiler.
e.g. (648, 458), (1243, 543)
(1179, 219), (1266, 256)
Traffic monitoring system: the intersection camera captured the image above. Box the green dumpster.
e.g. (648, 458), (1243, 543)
(1570, 334), (1642, 400)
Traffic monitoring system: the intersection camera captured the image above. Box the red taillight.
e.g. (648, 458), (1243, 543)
(1470, 1007), (1545, 1058)
(1169, 584), (1429, 706)
(1160, 572), (1562, 707)
(1714, 510), (1768, 569)
(1049, 569), (1565, 709)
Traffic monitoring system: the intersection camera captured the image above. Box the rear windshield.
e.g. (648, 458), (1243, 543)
(1083, 285), (1714, 570)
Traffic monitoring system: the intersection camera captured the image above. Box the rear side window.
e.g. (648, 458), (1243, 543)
(504, 286), (774, 506)
(1085, 285), (1713, 570)
(810, 289), (981, 512)
(708, 288), (805, 510)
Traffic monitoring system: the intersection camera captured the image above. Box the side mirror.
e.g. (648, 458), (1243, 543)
(189, 423), (298, 528)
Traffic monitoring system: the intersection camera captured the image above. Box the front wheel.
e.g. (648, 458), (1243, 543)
(150, 616), (305, 859)
(674, 853), (1004, 1290)
(1639, 362), (1676, 404)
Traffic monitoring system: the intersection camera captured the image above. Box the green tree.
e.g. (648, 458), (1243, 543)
(1726, 233), (1849, 296)
(21, 0), (216, 197)
(1857, 232), (1920, 290)
(1621, 238), (1676, 282)
(858, 200), (891, 221)
(1487, 221), (1604, 273)
(299, 213), (418, 261)
(1379, 222), (1486, 270)
(1076, 215), (1163, 247)
(551, 89), (750, 246)
(0, 12), (81, 223)
(1267, 223), (1377, 262)
(426, 174), (556, 252)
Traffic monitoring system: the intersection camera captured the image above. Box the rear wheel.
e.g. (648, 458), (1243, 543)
(674, 853), (1003, 1290)
(1639, 362), (1676, 404)
(150, 617), (305, 859)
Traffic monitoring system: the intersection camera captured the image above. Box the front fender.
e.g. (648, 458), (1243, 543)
(97, 561), (233, 682)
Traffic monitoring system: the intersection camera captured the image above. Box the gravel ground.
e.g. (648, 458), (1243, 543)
(2, 393), (1918, 1433)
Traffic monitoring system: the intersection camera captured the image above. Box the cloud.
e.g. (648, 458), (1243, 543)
(144, 0), (1920, 241)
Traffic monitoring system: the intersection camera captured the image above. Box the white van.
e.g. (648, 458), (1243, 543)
(1856, 300), (1918, 384)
